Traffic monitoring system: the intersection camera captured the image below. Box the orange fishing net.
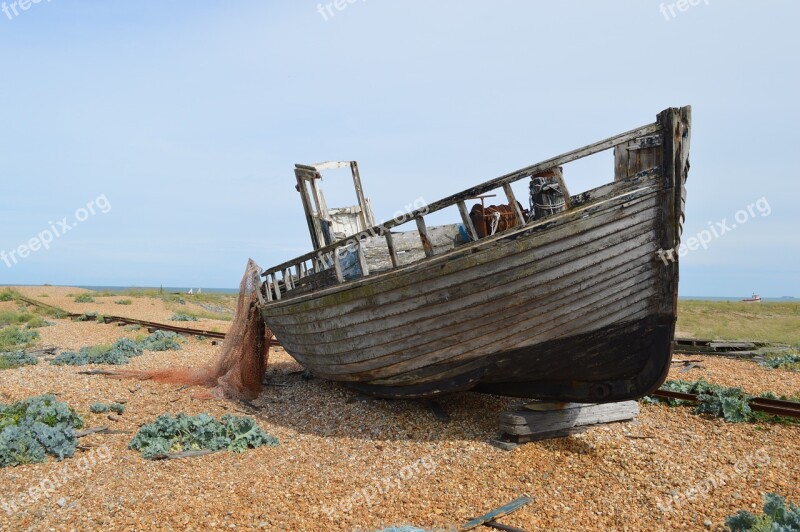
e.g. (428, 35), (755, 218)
(109, 259), (269, 400)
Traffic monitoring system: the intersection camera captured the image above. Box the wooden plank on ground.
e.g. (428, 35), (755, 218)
(500, 401), (638, 437)
(459, 495), (534, 531)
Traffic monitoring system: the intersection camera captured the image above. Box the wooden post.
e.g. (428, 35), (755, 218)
(350, 161), (371, 229)
(384, 230), (399, 267)
(502, 183), (525, 225)
(457, 200), (478, 241)
(332, 250), (345, 283)
(295, 169), (322, 250)
(356, 240), (370, 276)
(271, 273), (281, 301)
(415, 217), (434, 257)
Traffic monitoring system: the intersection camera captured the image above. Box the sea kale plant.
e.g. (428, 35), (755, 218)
(0, 351), (39, 370)
(51, 332), (183, 366)
(761, 352), (800, 371)
(643, 378), (799, 424)
(0, 395), (84, 467)
(169, 313), (198, 322)
(129, 413), (278, 459)
(0, 326), (40, 352)
(90, 402), (125, 414)
(726, 493), (800, 531)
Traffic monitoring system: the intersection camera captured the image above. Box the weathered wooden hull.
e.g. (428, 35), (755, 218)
(260, 108), (691, 401)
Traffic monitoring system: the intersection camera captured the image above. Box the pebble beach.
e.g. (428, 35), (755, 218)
(0, 286), (798, 531)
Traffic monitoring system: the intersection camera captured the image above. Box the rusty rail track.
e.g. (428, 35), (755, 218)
(15, 294), (228, 340)
(651, 389), (800, 419)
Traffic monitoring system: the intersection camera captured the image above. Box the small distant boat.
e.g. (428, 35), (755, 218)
(257, 106), (692, 403)
(742, 293), (762, 303)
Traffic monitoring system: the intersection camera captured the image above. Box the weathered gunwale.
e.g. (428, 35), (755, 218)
(264, 185), (660, 330)
(261, 174), (660, 315)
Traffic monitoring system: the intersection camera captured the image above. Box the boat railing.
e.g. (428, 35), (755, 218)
(261, 119), (663, 301)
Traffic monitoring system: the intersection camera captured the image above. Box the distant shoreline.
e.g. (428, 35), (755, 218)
(2, 285), (796, 301)
(678, 296), (798, 302)
(1, 284), (239, 294)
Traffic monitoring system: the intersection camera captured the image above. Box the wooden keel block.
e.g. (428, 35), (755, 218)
(499, 400), (639, 440)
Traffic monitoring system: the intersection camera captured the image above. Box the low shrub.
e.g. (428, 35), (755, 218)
(0, 327), (40, 352)
(90, 402), (125, 415)
(170, 313), (198, 322)
(0, 351), (38, 370)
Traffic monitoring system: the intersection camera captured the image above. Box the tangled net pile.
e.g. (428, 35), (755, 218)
(109, 259), (269, 400)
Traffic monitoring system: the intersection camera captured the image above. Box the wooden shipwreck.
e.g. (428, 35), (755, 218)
(257, 106), (691, 402)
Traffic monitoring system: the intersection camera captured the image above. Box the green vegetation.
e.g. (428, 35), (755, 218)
(128, 413), (278, 459)
(51, 332), (183, 366)
(74, 312), (98, 322)
(63, 288), (236, 320)
(726, 493), (800, 531)
(90, 402), (125, 414)
(0, 289), (16, 302)
(761, 352), (800, 371)
(0, 395), (84, 467)
(0, 351), (38, 370)
(170, 313), (198, 322)
(644, 378), (800, 424)
(165, 303), (233, 322)
(0, 309), (52, 329)
(677, 301), (800, 346)
(25, 315), (53, 328)
(87, 290), (117, 297)
(138, 330), (185, 351)
(26, 302), (68, 320)
(124, 324), (142, 331)
(51, 337), (142, 366)
(0, 326), (40, 352)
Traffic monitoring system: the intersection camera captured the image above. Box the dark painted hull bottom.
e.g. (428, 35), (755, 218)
(344, 314), (675, 402)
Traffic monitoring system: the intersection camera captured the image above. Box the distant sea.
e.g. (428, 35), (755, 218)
(3, 285), (796, 301)
(1, 284), (238, 294)
(77, 285), (239, 294)
(679, 296), (799, 302)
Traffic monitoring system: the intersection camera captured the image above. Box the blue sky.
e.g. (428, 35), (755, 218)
(0, 1), (797, 296)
